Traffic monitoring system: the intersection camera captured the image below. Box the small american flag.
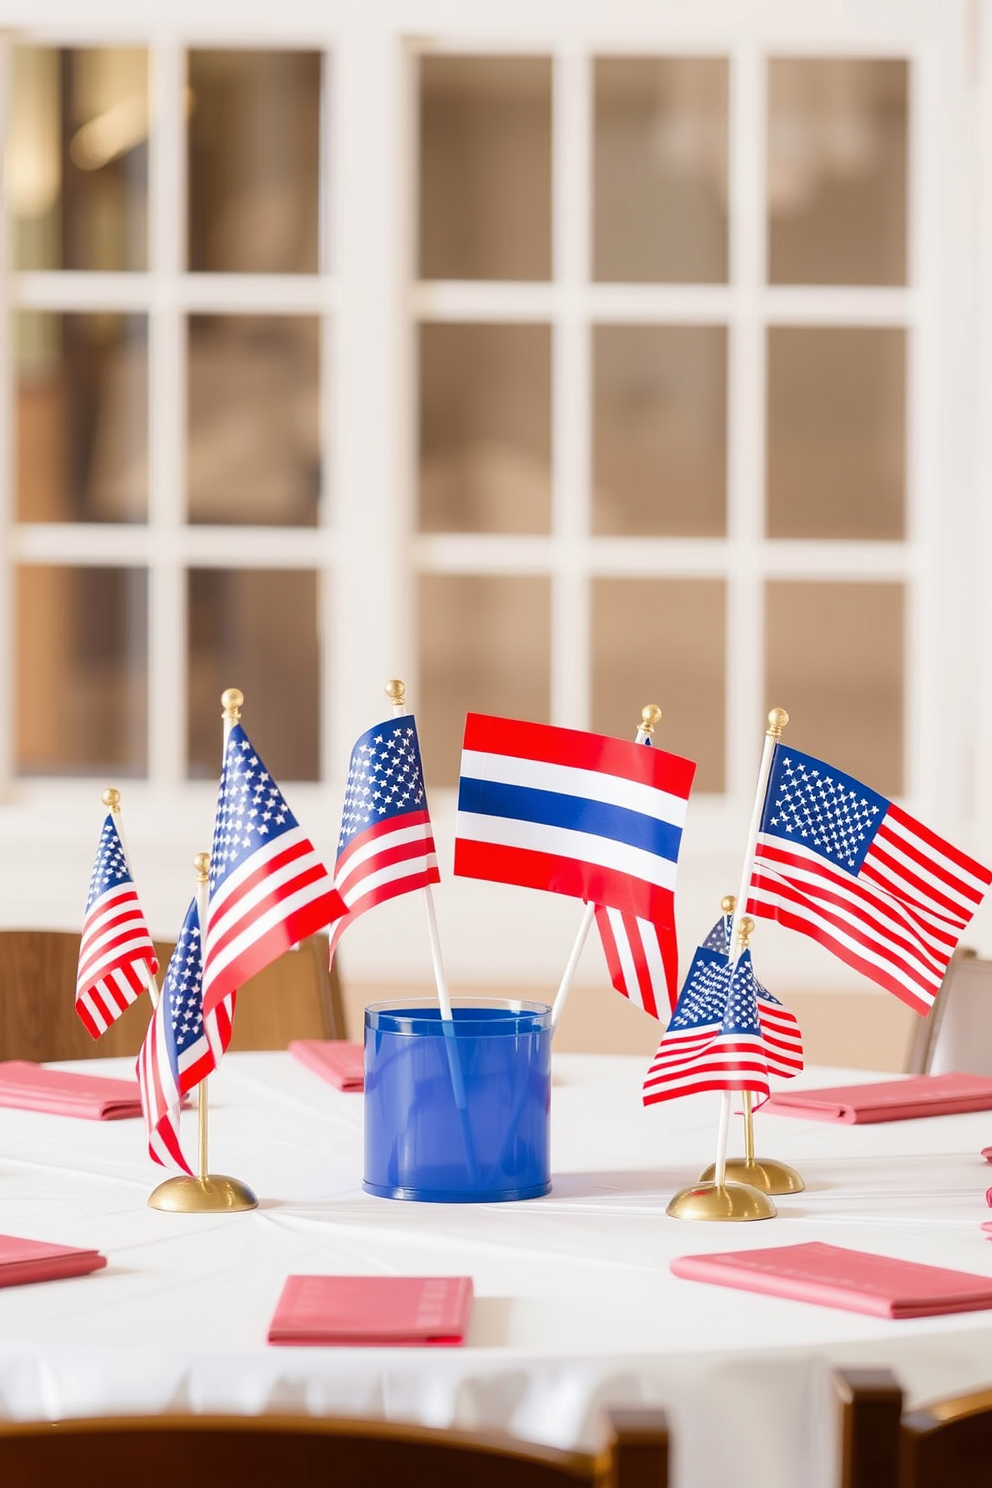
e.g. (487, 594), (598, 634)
(748, 744), (992, 1015)
(698, 915), (804, 1078)
(329, 714), (439, 963)
(200, 724), (344, 1020)
(642, 945), (770, 1106)
(137, 898), (234, 1173)
(75, 812), (158, 1039)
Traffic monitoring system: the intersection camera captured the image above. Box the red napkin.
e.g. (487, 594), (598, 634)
(0, 1233), (106, 1287)
(268, 1275), (474, 1346)
(671, 1241), (992, 1318)
(288, 1040), (364, 1092)
(0, 1061), (143, 1120)
(982, 1146), (992, 1163)
(761, 1072), (992, 1124)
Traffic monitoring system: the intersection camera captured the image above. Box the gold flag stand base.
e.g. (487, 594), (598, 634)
(698, 1157), (805, 1195)
(147, 1174), (258, 1214)
(666, 1179), (776, 1222)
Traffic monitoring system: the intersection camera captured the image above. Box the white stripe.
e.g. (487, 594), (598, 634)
(460, 749), (689, 828)
(335, 820), (434, 884)
(340, 851), (437, 908)
(456, 811), (678, 892)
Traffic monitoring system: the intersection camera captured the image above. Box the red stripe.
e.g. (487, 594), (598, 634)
(453, 838), (675, 925)
(462, 713), (696, 798)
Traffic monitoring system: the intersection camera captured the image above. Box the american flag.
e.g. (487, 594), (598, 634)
(747, 744), (992, 1015)
(136, 898), (234, 1173)
(328, 714), (439, 963)
(642, 945), (771, 1106)
(594, 905), (678, 1019)
(200, 724), (344, 1021)
(699, 915), (804, 1077)
(455, 713), (696, 931)
(75, 812), (158, 1039)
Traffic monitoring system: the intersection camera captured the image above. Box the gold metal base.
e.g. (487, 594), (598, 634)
(147, 1174), (258, 1213)
(698, 1156), (805, 1195)
(666, 1179), (777, 1221)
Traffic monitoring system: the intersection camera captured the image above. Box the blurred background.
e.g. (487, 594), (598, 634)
(1, 3), (986, 1068)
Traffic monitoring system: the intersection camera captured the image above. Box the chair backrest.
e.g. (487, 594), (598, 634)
(0, 930), (345, 1062)
(836, 1366), (992, 1488)
(904, 947), (992, 1076)
(0, 1407), (669, 1488)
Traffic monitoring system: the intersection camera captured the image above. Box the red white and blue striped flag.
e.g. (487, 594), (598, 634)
(137, 898), (234, 1173)
(75, 812), (158, 1039)
(594, 905), (679, 1019)
(454, 714), (695, 950)
(328, 714), (440, 963)
(747, 744), (992, 1015)
(201, 724), (345, 1020)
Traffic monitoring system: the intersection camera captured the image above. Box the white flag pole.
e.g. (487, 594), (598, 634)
(384, 679), (479, 1184)
(712, 707), (789, 1189)
(550, 705), (663, 1035)
(102, 787), (158, 1010)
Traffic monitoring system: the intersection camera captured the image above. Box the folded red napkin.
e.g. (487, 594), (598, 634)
(0, 1233), (106, 1287)
(982, 1146), (992, 1163)
(288, 1040), (364, 1092)
(671, 1241), (992, 1318)
(761, 1072), (992, 1124)
(268, 1275), (473, 1346)
(0, 1061), (143, 1120)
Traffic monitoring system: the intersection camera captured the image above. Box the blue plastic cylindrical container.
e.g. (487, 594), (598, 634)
(363, 999), (552, 1202)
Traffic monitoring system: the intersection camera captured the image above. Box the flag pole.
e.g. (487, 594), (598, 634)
(712, 709), (788, 1190)
(194, 851), (211, 1185)
(102, 787), (159, 1010)
(550, 705), (662, 1036)
(384, 679), (480, 1186)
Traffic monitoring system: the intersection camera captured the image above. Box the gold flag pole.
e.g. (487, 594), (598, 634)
(550, 704), (663, 1034)
(103, 786), (159, 1010)
(698, 910), (804, 1196)
(147, 693), (259, 1213)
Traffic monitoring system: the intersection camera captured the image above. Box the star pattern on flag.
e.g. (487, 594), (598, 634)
(669, 957), (731, 1030)
(164, 921), (205, 1057)
(766, 755), (882, 871)
(338, 721), (427, 849)
(209, 736), (295, 893)
(85, 819), (132, 906)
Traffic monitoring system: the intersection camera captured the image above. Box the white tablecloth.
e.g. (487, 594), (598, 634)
(0, 1051), (991, 1488)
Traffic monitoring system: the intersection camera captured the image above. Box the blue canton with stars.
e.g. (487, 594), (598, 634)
(701, 914), (732, 954)
(85, 814), (133, 910)
(721, 951), (764, 1037)
(669, 946), (733, 1031)
(760, 743), (888, 875)
(209, 724), (299, 895)
(337, 716), (429, 854)
(162, 899), (205, 1075)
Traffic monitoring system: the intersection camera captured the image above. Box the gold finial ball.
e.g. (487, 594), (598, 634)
(102, 787), (121, 811)
(221, 688), (244, 716)
(640, 704), (662, 733)
(767, 707), (789, 737)
(385, 679), (406, 705)
(193, 851), (210, 880)
(737, 915), (755, 946)
(720, 894), (736, 914)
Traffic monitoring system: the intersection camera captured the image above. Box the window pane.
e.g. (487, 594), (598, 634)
(768, 59), (907, 286)
(187, 570), (319, 780)
(766, 326), (904, 540)
(418, 575), (551, 786)
(765, 581), (904, 796)
(187, 50), (322, 273)
(594, 58), (728, 283)
(419, 323), (551, 534)
(593, 325), (727, 536)
(419, 56), (552, 281)
(7, 46), (148, 271)
(592, 579), (725, 791)
(16, 312), (148, 523)
(16, 566), (147, 775)
(186, 316), (320, 526)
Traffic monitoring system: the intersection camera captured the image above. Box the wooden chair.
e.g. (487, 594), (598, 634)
(904, 946), (992, 1076)
(0, 1407), (669, 1488)
(836, 1366), (992, 1488)
(0, 930), (345, 1062)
